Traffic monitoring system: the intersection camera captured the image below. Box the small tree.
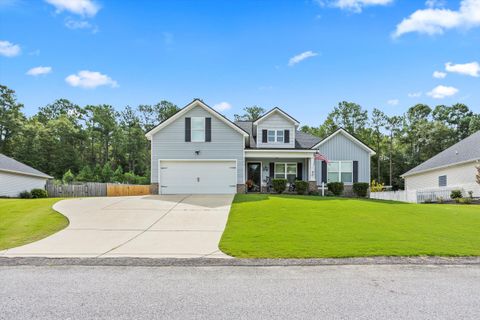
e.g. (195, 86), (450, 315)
(113, 166), (124, 183)
(101, 162), (114, 182)
(62, 169), (75, 184)
(76, 165), (93, 182)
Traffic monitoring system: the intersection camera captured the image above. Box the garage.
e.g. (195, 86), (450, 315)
(159, 160), (237, 194)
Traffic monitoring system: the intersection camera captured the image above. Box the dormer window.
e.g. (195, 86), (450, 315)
(267, 130), (285, 143)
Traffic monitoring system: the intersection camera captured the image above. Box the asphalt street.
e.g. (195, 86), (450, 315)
(1, 265), (480, 319)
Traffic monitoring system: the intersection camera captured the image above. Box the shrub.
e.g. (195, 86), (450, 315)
(353, 182), (369, 197)
(295, 180), (308, 195)
(272, 179), (287, 194)
(309, 190), (319, 196)
(458, 197), (472, 204)
(450, 190), (463, 200)
(62, 169), (75, 184)
(19, 190), (32, 199)
(76, 165), (93, 182)
(31, 188), (48, 198)
(327, 182), (344, 196)
(437, 196), (444, 204)
(370, 179), (384, 192)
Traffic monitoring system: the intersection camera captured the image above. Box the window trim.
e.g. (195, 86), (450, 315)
(274, 162), (298, 180)
(266, 129), (287, 144)
(191, 117), (205, 142)
(327, 160), (354, 184)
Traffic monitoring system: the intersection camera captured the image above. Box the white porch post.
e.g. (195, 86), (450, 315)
(308, 156), (316, 181)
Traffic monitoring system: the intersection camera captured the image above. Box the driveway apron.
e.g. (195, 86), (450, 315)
(3, 195), (234, 258)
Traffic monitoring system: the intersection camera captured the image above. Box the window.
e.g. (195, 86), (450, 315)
(438, 175), (447, 187)
(327, 161), (353, 183)
(191, 117), (205, 142)
(274, 163), (297, 182)
(266, 130), (285, 143)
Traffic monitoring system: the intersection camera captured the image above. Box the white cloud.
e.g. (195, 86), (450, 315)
(213, 102), (232, 112)
(0, 40), (20, 57)
(427, 85), (459, 99)
(425, 0), (445, 8)
(387, 99), (399, 106)
(316, 0), (393, 13)
(408, 92), (422, 98)
(45, 0), (100, 17)
(26, 66), (52, 76)
(433, 70), (447, 78)
(445, 61), (480, 77)
(288, 51), (318, 66)
(393, 0), (480, 38)
(65, 18), (97, 32)
(65, 70), (118, 89)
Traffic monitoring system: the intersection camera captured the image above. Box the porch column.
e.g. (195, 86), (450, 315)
(308, 155), (316, 181)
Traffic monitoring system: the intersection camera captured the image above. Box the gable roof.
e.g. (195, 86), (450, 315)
(402, 130), (480, 177)
(253, 107), (300, 126)
(145, 99), (249, 140)
(0, 154), (52, 179)
(311, 128), (376, 155)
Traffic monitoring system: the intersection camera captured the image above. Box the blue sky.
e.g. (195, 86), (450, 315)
(1, 0), (479, 125)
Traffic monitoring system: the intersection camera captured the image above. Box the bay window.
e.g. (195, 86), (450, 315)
(327, 161), (353, 183)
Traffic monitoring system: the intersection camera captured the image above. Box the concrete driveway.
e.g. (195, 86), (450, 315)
(3, 195), (234, 258)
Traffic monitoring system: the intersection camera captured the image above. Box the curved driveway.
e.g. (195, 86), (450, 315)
(3, 195), (233, 258)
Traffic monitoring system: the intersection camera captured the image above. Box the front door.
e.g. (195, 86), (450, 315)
(246, 162), (261, 192)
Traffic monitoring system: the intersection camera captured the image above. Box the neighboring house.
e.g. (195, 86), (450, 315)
(0, 153), (52, 197)
(146, 99), (375, 195)
(402, 130), (480, 197)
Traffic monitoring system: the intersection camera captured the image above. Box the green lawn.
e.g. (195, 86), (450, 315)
(0, 198), (69, 250)
(219, 194), (480, 258)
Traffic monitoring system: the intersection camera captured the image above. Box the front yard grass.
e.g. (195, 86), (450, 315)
(0, 198), (68, 250)
(219, 194), (480, 258)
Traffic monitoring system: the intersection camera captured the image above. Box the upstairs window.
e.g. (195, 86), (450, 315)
(267, 130), (286, 143)
(191, 117), (205, 142)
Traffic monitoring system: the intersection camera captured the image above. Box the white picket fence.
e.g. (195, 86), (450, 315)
(370, 187), (465, 203)
(369, 190), (417, 203)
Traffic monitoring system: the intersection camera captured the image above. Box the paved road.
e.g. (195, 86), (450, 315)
(3, 195), (233, 258)
(1, 265), (479, 319)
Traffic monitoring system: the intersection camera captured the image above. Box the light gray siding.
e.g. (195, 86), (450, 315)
(150, 106), (245, 183)
(256, 112), (296, 149)
(245, 158), (308, 186)
(0, 171), (48, 197)
(314, 131), (371, 184)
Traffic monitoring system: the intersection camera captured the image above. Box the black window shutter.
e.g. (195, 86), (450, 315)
(353, 161), (359, 183)
(205, 117), (211, 142)
(262, 130), (268, 143)
(269, 162), (274, 179)
(321, 161), (327, 183)
(185, 117), (191, 142)
(284, 130), (290, 143)
(297, 162), (303, 180)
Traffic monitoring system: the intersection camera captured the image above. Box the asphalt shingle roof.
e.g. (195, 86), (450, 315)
(402, 130), (480, 176)
(233, 121), (321, 149)
(0, 153), (52, 179)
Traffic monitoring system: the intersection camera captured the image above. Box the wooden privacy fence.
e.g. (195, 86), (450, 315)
(46, 182), (152, 197)
(106, 184), (151, 197)
(46, 182), (107, 197)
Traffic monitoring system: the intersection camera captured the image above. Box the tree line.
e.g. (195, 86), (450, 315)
(1, 84), (479, 188)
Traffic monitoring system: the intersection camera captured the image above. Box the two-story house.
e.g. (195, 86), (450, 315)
(146, 99), (375, 195)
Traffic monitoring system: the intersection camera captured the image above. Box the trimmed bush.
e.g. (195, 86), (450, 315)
(295, 180), (308, 195)
(31, 188), (48, 198)
(327, 182), (344, 196)
(19, 190), (32, 199)
(353, 182), (369, 198)
(272, 179), (287, 194)
(450, 190), (463, 200)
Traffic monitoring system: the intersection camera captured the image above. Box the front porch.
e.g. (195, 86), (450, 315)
(244, 150), (317, 193)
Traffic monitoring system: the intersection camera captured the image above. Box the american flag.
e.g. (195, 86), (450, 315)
(314, 152), (329, 163)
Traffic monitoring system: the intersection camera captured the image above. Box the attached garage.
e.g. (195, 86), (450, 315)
(158, 160), (237, 194)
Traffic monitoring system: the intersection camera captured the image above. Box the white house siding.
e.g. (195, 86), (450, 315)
(404, 161), (480, 197)
(314, 131), (371, 184)
(150, 105), (245, 184)
(0, 171), (48, 197)
(256, 112), (296, 149)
